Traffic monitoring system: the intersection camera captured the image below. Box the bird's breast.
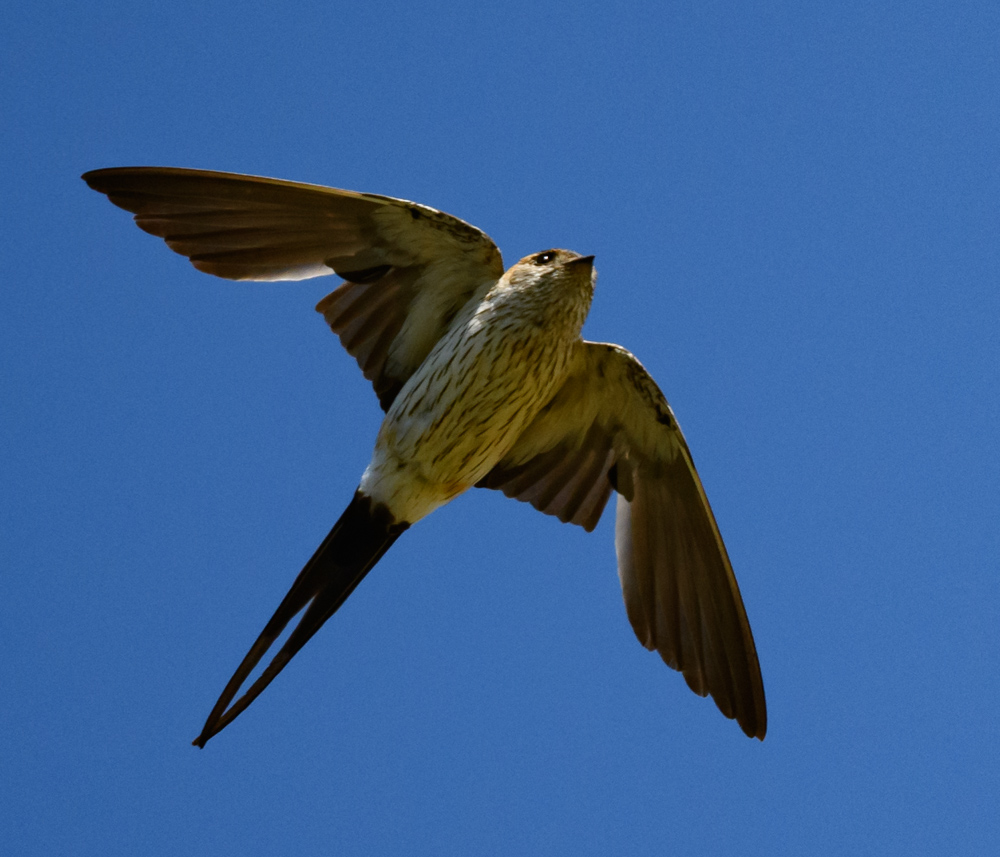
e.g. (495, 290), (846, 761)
(360, 299), (578, 522)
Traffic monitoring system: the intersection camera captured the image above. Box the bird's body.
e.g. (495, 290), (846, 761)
(83, 166), (767, 746)
(366, 253), (592, 522)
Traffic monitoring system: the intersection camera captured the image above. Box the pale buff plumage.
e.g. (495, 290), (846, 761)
(363, 250), (593, 522)
(83, 167), (767, 744)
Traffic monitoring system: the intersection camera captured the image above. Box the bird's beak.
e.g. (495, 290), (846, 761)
(567, 254), (595, 267)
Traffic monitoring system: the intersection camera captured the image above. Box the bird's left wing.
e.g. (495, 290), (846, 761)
(479, 342), (767, 739)
(82, 167), (504, 409)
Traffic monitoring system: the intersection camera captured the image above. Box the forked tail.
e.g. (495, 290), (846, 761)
(193, 490), (409, 747)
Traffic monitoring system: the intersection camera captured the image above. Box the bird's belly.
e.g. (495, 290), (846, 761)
(360, 322), (573, 523)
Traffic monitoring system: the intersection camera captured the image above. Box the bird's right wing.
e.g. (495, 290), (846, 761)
(83, 167), (504, 409)
(480, 341), (766, 739)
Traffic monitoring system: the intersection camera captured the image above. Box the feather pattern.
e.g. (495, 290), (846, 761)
(82, 167), (504, 408)
(482, 342), (767, 738)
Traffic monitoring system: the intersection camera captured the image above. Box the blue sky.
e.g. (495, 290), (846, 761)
(3, 1), (997, 854)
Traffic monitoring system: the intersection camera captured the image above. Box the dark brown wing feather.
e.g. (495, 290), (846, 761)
(479, 420), (615, 532)
(83, 167), (504, 409)
(481, 341), (767, 739)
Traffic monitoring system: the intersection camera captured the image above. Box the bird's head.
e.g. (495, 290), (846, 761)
(499, 249), (596, 326)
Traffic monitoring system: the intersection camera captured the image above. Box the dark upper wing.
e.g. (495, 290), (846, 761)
(479, 341), (766, 739)
(82, 167), (504, 409)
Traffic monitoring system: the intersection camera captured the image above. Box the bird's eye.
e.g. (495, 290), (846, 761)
(534, 251), (557, 265)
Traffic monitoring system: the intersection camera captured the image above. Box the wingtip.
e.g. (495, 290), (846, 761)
(81, 168), (118, 193)
(739, 711), (767, 741)
(81, 167), (113, 186)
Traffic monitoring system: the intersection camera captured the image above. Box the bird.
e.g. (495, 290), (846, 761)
(82, 166), (767, 746)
